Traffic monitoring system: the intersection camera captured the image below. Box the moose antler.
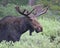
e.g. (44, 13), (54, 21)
(27, 9), (35, 15)
(32, 5), (48, 17)
(15, 6), (27, 16)
(15, 5), (48, 18)
(15, 6), (35, 16)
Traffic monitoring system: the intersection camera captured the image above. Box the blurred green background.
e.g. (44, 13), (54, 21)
(0, 0), (60, 48)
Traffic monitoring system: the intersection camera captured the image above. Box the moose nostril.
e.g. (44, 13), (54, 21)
(35, 27), (43, 33)
(38, 27), (43, 32)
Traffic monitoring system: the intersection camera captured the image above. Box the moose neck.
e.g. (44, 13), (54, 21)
(18, 17), (34, 35)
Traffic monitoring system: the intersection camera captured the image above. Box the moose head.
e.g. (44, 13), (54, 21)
(15, 5), (48, 35)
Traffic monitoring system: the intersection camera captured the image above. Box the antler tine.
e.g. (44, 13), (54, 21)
(40, 7), (48, 15)
(35, 6), (48, 16)
(15, 6), (28, 16)
(27, 9), (35, 15)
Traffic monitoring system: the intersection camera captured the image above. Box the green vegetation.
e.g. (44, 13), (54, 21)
(0, 5), (60, 48)
(0, 4), (33, 17)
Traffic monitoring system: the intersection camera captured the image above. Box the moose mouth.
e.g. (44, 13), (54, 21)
(35, 28), (43, 33)
(35, 30), (41, 33)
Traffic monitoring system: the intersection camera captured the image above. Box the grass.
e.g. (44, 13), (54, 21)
(0, 5), (60, 48)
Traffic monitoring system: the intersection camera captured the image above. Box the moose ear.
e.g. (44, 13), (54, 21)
(32, 5), (48, 17)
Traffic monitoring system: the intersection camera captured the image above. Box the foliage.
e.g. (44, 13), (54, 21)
(36, 0), (60, 11)
(0, 4), (33, 17)
(0, 0), (28, 5)
(0, 0), (60, 12)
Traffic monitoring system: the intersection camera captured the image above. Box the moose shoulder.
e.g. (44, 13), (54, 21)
(0, 5), (48, 42)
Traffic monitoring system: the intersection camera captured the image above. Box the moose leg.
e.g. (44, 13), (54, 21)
(30, 31), (32, 36)
(29, 29), (33, 35)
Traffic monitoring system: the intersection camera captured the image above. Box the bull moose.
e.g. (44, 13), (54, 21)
(0, 5), (48, 42)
